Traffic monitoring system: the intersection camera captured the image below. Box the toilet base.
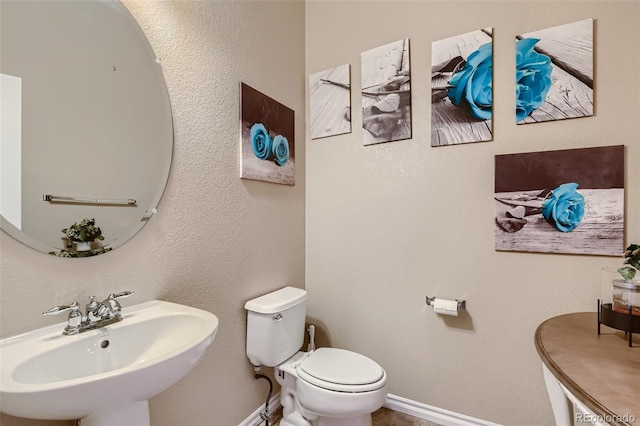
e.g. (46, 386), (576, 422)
(315, 414), (372, 426)
(280, 411), (372, 426)
(277, 379), (376, 426)
(275, 351), (386, 426)
(280, 412), (312, 426)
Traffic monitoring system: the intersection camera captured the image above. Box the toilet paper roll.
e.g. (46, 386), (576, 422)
(432, 298), (459, 316)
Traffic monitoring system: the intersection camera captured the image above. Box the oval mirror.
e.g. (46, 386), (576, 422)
(0, 0), (173, 257)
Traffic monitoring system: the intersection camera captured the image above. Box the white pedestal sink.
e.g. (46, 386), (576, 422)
(0, 300), (219, 425)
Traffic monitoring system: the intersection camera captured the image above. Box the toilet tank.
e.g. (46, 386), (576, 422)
(244, 286), (307, 367)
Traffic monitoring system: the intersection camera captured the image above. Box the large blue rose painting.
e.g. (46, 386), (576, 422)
(494, 146), (624, 256)
(516, 18), (594, 124)
(431, 28), (493, 147)
(240, 83), (295, 185)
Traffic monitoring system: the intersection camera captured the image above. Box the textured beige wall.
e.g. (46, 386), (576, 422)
(2, 1), (639, 426)
(0, 1), (305, 425)
(305, 1), (639, 425)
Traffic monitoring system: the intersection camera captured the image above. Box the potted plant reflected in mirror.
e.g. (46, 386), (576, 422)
(52, 218), (111, 257)
(613, 243), (640, 316)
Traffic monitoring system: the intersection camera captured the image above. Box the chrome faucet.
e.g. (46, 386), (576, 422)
(43, 291), (135, 335)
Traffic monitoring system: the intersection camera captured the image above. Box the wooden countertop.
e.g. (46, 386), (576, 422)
(535, 312), (640, 425)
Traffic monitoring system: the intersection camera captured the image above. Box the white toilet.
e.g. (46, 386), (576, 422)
(245, 286), (388, 426)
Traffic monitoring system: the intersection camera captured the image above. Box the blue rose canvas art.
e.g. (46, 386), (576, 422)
(360, 39), (411, 146)
(541, 182), (585, 233)
(515, 38), (553, 121)
(309, 64), (352, 140)
(271, 135), (290, 167)
(240, 83), (295, 185)
(250, 123), (272, 161)
(494, 146), (624, 256)
(431, 28), (493, 147)
(516, 19), (594, 124)
(446, 41), (493, 121)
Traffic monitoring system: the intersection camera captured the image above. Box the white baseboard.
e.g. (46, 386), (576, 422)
(238, 392), (282, 426)
(239, 392), (499, 426)
(385, 394), (501, 426)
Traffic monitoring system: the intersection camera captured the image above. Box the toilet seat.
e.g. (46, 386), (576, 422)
(297, 348), (386, 393)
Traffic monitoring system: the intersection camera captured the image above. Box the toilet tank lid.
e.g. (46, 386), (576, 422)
(244, 286), (307, 314)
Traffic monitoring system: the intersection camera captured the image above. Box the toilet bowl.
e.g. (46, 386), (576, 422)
(244, 287), (388, 426)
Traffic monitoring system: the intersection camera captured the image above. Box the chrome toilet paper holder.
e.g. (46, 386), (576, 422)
(426, 296), (466, 311)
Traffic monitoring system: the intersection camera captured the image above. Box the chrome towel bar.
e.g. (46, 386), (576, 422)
(43, 194), (137, 206)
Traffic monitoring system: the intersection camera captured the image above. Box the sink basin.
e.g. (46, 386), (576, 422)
(0, 300), (219, 424)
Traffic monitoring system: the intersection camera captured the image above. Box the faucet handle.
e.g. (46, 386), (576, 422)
(102, 291), (135, 320)
(43, 301), (83, 335)
(43, 301), (80, 316)
(110, 291), (135, 300)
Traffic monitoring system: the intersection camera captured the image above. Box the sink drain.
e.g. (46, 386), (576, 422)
(100, 339), (110, 349)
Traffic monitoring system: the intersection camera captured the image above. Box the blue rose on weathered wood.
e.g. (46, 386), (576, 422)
(516, 38), (553, 121)
(447, 41), (493, 120)
(542, 182), (585, 232)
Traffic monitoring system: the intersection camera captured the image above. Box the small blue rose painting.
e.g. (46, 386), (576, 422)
(494, 146), (624, 256)
(431, 28), (493, 147)
(516, 18), (594, 124)
(240, 83), (295, 185)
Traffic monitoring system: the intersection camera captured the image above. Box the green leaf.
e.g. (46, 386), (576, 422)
(618, 266), (636, 281)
